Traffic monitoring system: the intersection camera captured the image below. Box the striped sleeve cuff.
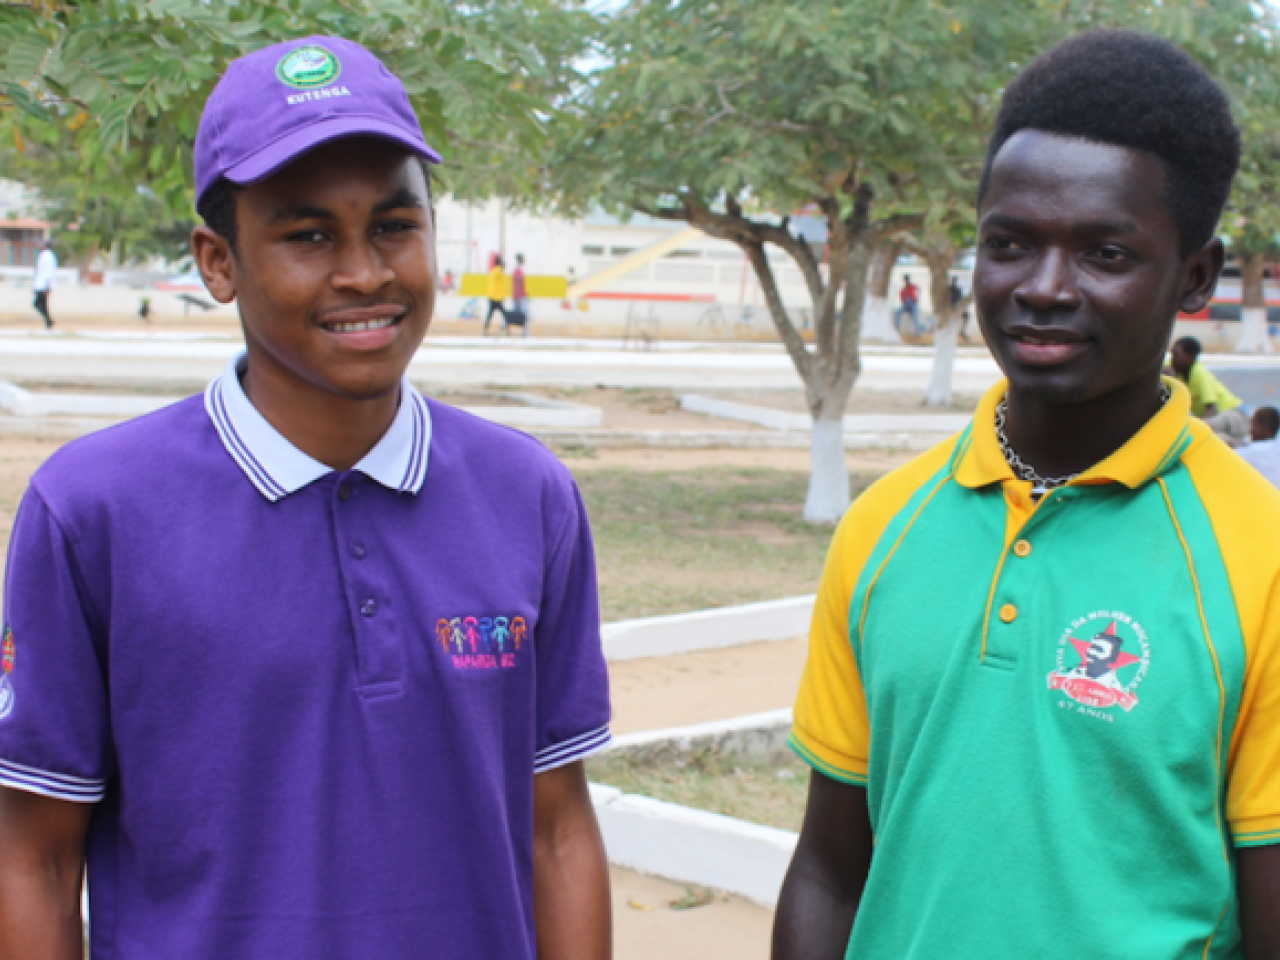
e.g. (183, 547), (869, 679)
(1232, 814), (1280, 848)
(535, 724), (612, 774)
(788, 728), (869, 787)
(0, 757), (105, 803)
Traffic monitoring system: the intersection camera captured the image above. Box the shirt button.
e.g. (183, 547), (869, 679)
(351, 542), (367, 559)
(999, 603), (1018, 624)
(360, 599), (377, 618)
(1013, 539), (1032, 558)
(338, 484), (354, 502)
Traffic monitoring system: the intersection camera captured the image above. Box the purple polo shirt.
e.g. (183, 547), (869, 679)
(0, 357), (611, 959)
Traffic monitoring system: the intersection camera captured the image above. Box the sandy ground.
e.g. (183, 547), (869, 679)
(612, 867), (773, 960)
(714, 386), (981, 415)
(564, 445), (916, 474)
(610, 636), (807, 735)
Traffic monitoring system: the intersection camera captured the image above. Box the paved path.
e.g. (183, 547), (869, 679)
(0, 330), (1001, 392)
(610, 636), (807, 735)
(612, 866), (772, 960)
(2, 330), (1277, 397)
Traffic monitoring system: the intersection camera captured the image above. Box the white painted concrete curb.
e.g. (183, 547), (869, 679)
(590, 782), (798, 907)
(681, 392), (969, 434)
(462, 390), (603, 428)
(602, 595), (814, 660)
(0, 382), (602, 431)
(0, 381), (179, 417)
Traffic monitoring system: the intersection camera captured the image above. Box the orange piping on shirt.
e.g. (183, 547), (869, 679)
(1158, 477), (1231, 958)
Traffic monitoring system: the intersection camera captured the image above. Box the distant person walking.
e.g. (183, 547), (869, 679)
(894, 275), (920, 333)
(1169, 336), (1250, 446)
(510, 253), (530, 337)
(32, 240), (56, 329)
(1238, 406), (1280, 489)
(484, 255), (509, 334)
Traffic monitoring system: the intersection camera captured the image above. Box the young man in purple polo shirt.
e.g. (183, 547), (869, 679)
(0, 37), (612, 959)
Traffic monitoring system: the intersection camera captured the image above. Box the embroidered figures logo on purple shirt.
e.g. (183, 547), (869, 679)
(436, 615), (528, 670)
(0, 626), (14, 720)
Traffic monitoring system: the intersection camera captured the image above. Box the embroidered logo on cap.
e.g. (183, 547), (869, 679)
(436, 615), (528, 670)
(1047, 611), (1149, 720)
(277, 45), (341, 90)
(0, 625), (15, 720)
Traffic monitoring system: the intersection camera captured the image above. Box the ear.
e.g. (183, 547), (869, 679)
(1179, 237), (1225, 315)
(191, 226), (238, 304)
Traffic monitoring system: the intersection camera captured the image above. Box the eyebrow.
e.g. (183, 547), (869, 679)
(372, 187), (424, 216)
(983, 213), (1140, 237)
(267, 187), (425, 225)
(269, 201), (334, 225)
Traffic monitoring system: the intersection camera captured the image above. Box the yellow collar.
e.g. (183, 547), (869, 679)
(954, 377), (1194, 490)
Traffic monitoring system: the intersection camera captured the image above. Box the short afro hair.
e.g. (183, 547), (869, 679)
(1173, 336), (1202, 361)
(1254, 406), (1280, 440)
(196, 177), (240, 252)
(978, 30), (1240, 257)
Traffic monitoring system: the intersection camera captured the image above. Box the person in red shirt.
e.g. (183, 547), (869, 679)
(511, 253), (530, 337)
(894, 275), (920, 333)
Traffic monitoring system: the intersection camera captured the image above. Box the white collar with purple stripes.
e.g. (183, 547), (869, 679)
(204, 354), (431, 502)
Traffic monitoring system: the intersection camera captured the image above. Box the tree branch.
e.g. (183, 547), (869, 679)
(870, 213), (925, 245)
(741, 240), (814, 385)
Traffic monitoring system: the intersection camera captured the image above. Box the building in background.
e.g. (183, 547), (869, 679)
(0, 181), (50, 271)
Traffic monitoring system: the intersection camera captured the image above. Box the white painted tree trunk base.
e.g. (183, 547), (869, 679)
(925, 319), (960, 407)
(1235, 307), (1273, 354)
(860, 294), (899, 343)
(804, 419), (850, 523)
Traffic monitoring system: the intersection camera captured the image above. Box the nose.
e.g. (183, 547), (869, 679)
(331, 237), (394, 295)
(1014, 247), (1080, 313)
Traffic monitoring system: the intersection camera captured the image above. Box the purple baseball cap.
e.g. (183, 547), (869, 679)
(195, 36), (442, 203)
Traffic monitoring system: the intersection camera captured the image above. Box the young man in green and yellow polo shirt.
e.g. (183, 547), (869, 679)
(773, 31), (1280, 960)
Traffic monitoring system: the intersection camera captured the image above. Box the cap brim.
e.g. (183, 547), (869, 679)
(223, 115), (443, 186)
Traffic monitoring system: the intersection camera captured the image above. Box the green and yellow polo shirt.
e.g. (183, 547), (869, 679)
(792, 377), (1280, 959)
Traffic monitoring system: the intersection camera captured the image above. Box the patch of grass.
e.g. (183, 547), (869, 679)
(550, 442), (599, 460)
(587, 750), (811, 832)
(575, 468), (871, 621)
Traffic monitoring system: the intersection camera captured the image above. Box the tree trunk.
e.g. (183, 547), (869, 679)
(925, 317), (960, 406)
(920, 244), (968, 407)
(860, 240), (900, 343)
(1236, 253), (1272, 354)
(805, 415), (850, 521)
(652, 195), (920, 523)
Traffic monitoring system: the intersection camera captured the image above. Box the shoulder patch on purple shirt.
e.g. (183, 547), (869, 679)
(0, 626), (13, 720)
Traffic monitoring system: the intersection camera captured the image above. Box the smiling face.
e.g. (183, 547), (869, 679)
(194, 136), (435, 403)
(974, 130), (1221, 406)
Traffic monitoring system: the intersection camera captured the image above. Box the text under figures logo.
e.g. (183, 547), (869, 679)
(436, 615), (528, 671)
(0, 626), (14, 720)
(277, 46), (341, 90)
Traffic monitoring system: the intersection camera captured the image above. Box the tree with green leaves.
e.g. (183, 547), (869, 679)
(1221, 47), (1280, 353)
(554, 0), (1020, 521)
(0, 0), (588, 263)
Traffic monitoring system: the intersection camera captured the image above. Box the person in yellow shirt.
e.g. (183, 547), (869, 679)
(484, 255), (509, 334)
(1170, 335), (1249, 446)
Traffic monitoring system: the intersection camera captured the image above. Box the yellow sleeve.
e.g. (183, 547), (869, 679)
(790, 439), (957, 786)
(1185, 431), (1280, 846)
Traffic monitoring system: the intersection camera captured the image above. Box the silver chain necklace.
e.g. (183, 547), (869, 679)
(995, 383), (1171, 495)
